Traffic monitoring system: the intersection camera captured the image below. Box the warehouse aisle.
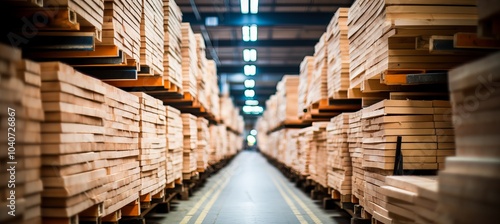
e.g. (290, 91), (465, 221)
(150, 151), (350, 224)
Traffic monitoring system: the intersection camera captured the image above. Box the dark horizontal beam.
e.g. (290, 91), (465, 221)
(221, 73), (286, 83)
(218, 65), (298, 74)
(212, 39), (319, 47)
(183, 12), (334, 26)
(178, 3), (351, 8)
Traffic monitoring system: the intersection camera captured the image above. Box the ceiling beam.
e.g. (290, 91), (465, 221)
(183, 12), (334, 26)
(218, 65), (298, 74)
(211, 39), (319, 47)
(178, 3), (351, 8)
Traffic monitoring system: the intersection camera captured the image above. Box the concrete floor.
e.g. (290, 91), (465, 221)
(147, 151), (350, 224)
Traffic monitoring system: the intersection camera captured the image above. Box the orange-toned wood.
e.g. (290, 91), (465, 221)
(454, 32), (500, 49)
(105, 76), (164, 87)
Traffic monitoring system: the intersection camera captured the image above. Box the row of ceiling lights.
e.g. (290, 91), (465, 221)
(240, 0), (263, 115)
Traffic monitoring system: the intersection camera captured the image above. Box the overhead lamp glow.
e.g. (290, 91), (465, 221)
(250, 0), (259, 14)
(247, 135), (256, 146)
(240, 0), (249, 14)
(244, 79), (255, 88)
(242, 106), (263, 114)
(242, 26), (250, 42)
(245, 100), (259, 106)
(244, 65), (256, 76)
(250, 25), (258, 41)
(244, 89), (255, 97)
(243, 49), (257, 62)
(250, 129), (257, 135)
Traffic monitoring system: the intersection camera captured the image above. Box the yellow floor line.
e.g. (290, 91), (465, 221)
(271, 177), (309, 224)
(194, 177), (232, 224)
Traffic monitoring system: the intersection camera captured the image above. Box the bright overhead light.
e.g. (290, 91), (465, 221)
(243, 106), (263, 114)
(245, 100), (259, 106)
(250, 0), (259, 14)
(240, 0), (249, 14)
(247, 135), (256, 145)
(250, 25), (257, 41)
(244, 89), (255, 97)
(244, 65), (256, 76)
(242, 26), (250, 42)
(244, 79), (255, 88)
(243, 49), (257, 62)
(250, 129), (257, 135)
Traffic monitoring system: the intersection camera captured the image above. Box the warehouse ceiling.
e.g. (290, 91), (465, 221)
(177, 0), (354, 127)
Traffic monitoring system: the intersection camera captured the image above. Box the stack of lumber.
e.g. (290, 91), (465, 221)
(131, 92), (167, 197)
(181, 113), (198, 178)
(263, 95), (278, 129)
(0, 45), (44, 224)
(310, 122), (329, 188)
(208, 125), (224, 165)
(139, 0), (164, 75)
(220, 95), (244, 134)
(297, 56), (315, 118)
(180, 23), (198, 98)
(348, 110), (365, 206)
(327, 113), (352, 197)
(195, 34), (208, 109)
(267, 131), (280, 161)
(218, 125), (229, 159)
(296, 127), (314, 177)
(163, 0), (183, 91)
(379, 176), (439, 224)
(438, 51), (500, 224)
(347, 0), (479, 88)
(50, 0), (105, 38)
(307, 34), (328, 107)
(165, 106), (183, 183)
(276, 75), (300, 123)
(101, 82), (141, 217)
(196, 117), (210, 172)
(206, 60), (220, 120)
(100, 0), (142, 62)
(282, 129), (301, 169)
(326, 8), (350, 99)
(227, 131), (243, 157)
(255, 117), (269, 156)
(38, 62), (111, 220)
(432, 100), (455, 170)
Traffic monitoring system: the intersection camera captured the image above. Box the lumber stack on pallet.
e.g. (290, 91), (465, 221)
(208, 125), (224, 165)
(438, 51), (500, 224)
(347, 0), (479, 89)
(0, 44), (44, 224)
(310, 122), (329, 188)
(38, 62), (111, 221)
(180, 23), (198, 98)
(298, 56), (315, 118)
(348, 110), (365, 206)
(165, 106), (183, 183)
(296, 127), (314, 177)
(196, 117), (209, 172)
(307, 34), (328, 107)
(181, 113), (198, 178)
(51, 0), (104, 38)
(326, 8), (350, 99)
(276, 75), (300, 123)
(101, 0), (142, 62)
(131, 92), (167, 197)
(327, 113), (352, 197)
(101, 82), (141, 217)
(195, 34), (208, 109)
(282, 129), (301, 169)
(432, 100), (455, 170)
(163, 0), (183, 91)
(206, 60), (220, 120)
(263, 95), (278, 129)
(139, 0), (164, 76)
(220, 95), (245, 134)
(379, 176), (439, 224)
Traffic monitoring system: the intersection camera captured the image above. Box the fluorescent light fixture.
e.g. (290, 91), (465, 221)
(243, 106), (263, 114)
(247, 135), (256, 145)
(250, 129), (257, 135)
(240, 0), (249, 14)
(205, 17), (218, 26)
(250, 25), (257, 41)
(242, 26), (250, 42)
(244, 89), (255, 97)
(244, 79), (255, 88)
(244, 65), (256, 76)
(243, 49), (257, 62)
(245, 100), (259, 106)
(250, 0), (259, 14)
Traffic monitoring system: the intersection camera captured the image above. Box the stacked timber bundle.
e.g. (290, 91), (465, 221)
(0, 45), (44, 224)
(227, 131), (243, 157)
(195, 34), (208, 109)
(206, 61), (220, 120)
(347, 0), (479, 89)
(282, 129), (301, 169)
(49, 0), (105, 39)
(348, 110), (365, 207)
(438, 51), (500, 224)
(220, 95), (245, 134)
(361, 100), (439, 219)
(432, 100), (455, 170)
(163, 0), (183, 91)
(39, 62), (110, 221)
(208, 125), (224, 165)
(131, 92), (167, 198)
(276, 75), (300, 123)
(327, 114), (352, 198)
(100, 0), (142, 62)
(268, 131), (280, 160)
(264, 95), (279, 129)
(297, 56), (315, 118)
(196, 117), (210, 172)
(139, 0), (164, 75)
(380, 176), (439, 224)
(310, 122), (329, 188)
(101, 82), (141, 217)
(180, 23), (198, 98)
(307, 34), (328, 107)
(296, 127), (314, 177)
(181, 113), (198, 179)
(165, 106), (183, 183)
(218, 125), (229, 159)
(326, 8), (350, 99)
(255, 117), (269, 155)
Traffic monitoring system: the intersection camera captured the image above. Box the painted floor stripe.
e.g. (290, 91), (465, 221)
(270, 177), (308, 224)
